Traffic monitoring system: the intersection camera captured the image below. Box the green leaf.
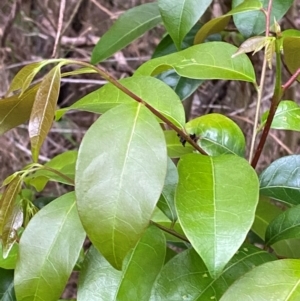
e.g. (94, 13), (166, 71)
(29, 66), (61, 162)
(14, 192), (86, 301)
(150, 244), (275, 300)
(252, 198), (300, 258)
(0, 243), (18, 269)
(164, 130), (194, 158)
(232, 0), (293, 38)
(0, 84), (39, 135)
(265, 205), (300, 246)
(176, 154), (259, 278)
(220, 259), (300, 300)
(158, 0), (212, 50)
(78, 226), (166, 301)
(260, 155), (300, 206)
(91, 3), (161, 64)
(157, 158), (178, 222)
(261, 101), (300, 131)
(76, 103), (167, 269)
(56, 76), (186, 129)
(0, 268), (16, 301)
(194, 0), (262, 44)
(185, 113), (246, 156)
(135, 42), (256, 83)
(283, 36), (300, 82)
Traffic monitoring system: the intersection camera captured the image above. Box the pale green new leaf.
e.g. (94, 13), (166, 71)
(220, 259), (300, 300)
(176, 154), (259, 278)
(185, 113), (246, 156)
(158, 0), (212, 50)
(29, 66), (61, 162)
(91, 3), (161, 64)
(14, 192), (86, 301)
(76, 103), (167, 269)
(260, 155), (300, 206)
(135, 42), (256, 83)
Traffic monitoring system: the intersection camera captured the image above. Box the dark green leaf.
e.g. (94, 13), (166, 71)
(91, 3), (161, 64)
(158, 0), (212, 50)
(150, 244), (275, 300)
(14, 192), (85, 301)
(29, 66), (61, 162)
(266, 205), (300, 246)
(220, 259), (300, 300)
(76, 103), (167, 269)
(232, 0), (293, 38)
(0, 268), (16, 301)
(176, 154), (259, 277)
(260, 155), (300, 205)
(185, 113), (246, 156)
(157, 158), (178, 222)
(136, 42), (256, 83)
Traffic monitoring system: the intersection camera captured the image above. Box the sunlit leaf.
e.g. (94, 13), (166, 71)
(29, 65), (61, 162)
(0, 242), (18, 269)
(260, 155), (300, 206)
(158, 0), (212, 50)
(220, 259), (300, 300)
(136, 42), (256, 83)
(176, 153), (259, 277)
(185, 113), (246, 156)
(91, 3), (161, 64)
(14, 192), (85, 301)
(76, 103), (167, 269)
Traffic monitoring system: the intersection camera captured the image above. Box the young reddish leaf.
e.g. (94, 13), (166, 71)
(0, 84), (40, 135)
(76, 102), (167, 269)
(29, 65), (61, 162)
(14, 192), (85, 301)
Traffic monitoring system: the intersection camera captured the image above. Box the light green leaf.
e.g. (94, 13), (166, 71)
(157, 158), (178, 222)
(158, 0), (212, 50)
(252, 198), (300, 258)
(164, 130), (194, 158)
(261, 101), (300, 131)
(91, 3), (161, 64)
(176, 154), (259, 278)
(283, 36), (300, 82)
(185, 113), (246, 156)
(0, 268), (15, 301)
(78, 226), (166, 301)
(0, 84), (39, 135)
(29, 66), (61, 162)
(232, 0), (293, 37)
(0, 243), (18, 269)
(150, 244), (275, 300)
(220, 259), (300, 300)
(136, 42), (256, 83)
(14, 192), (86, 301)
(76, 103), (167, 269)
(194, 0), (262, 44)
(266, 205), (300, 246)
(260, 155), (300, 206)
(56, 76), (185, 129)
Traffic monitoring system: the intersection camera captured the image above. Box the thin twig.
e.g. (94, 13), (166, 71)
(52, 0), (66, 58)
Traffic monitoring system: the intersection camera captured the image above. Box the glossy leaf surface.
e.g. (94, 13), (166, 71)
(0, 268), (15, 301)
(150, 245), (275, 300)
(14, 192), (85, 301)
(29, 66), (61, 162)
(158, 0), (212, 50)
(57, 76), (185, 129)
(261, 101), (300, 131)
(220, 259), (300, 300)
(76, 103), (167, 269)
(91, 3), (161, 64)
(233, 0), (293, 37)
(157, 158), (178, 222)
(136, 42), (256, 83)
(78, 226), (165, 301)
(185, 113), (246, 156)
(260, 155), (300, 205)
(176, 154), (259, 277)
(194, 0), (262, 44)
(266, 205), (300, 246)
